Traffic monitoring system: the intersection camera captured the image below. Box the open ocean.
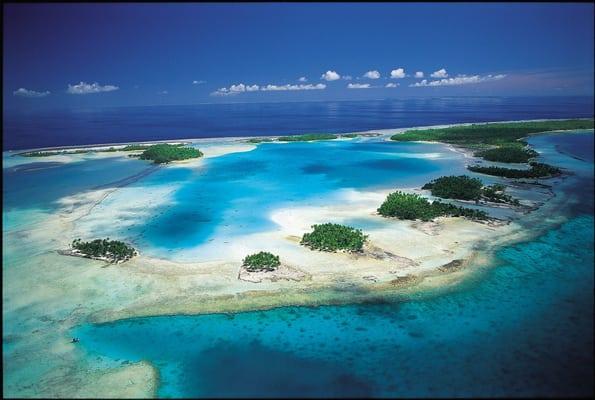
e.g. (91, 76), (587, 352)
(3, 96), (594, 150)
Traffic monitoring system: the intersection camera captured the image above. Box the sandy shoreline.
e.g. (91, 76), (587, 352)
(2, 119), (592, 397)
(5, 117), (592, 155)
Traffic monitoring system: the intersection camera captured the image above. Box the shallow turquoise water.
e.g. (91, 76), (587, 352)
(74, 215), (594, 398)
(72, 132), (594, 397)
(126, 139), (471, 257)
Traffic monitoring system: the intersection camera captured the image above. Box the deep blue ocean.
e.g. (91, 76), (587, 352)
(3, 96), (594, 150)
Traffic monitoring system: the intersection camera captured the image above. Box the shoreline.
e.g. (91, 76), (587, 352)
(5, 117), (592, 155)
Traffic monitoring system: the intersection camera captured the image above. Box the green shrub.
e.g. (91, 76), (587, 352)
(139, 144), (203, 164)
(242, 251), (280, 272)
(422, 175), (483, 200)
(247, 138), (274, 143)
(277, 133), (338, 142)
(481, 184), (519, 205)
(474, 146), (539, 163)
(377, 191), (488, 221)
(390, 119), (593, 146)
(301, 223), (367, 252)
(71, 238), (136, 262)
(468, 162), (561, 178)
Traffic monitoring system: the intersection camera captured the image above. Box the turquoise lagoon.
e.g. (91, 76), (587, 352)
(3, 131), (594, 397)
(55, 138), (486, 261)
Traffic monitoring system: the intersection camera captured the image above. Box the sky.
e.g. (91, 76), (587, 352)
(3, 3), (594, 110)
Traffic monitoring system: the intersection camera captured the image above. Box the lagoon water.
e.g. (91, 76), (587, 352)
(69, 132), (594, 398)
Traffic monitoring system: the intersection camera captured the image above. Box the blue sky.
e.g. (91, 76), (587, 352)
(3, 3), (594, 109)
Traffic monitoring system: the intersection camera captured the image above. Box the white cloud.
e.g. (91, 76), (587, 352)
(298, 77), (307, 82)
(430, 68), (448, 78)
(363, 70), (380, 79)
(261, 83), (326, 91)
(211, 82), (325, 96)
(347, 83), (371, 89)
(414, 71), (424, 78)
(67, 81), (119, 94)
(385, 83), (399, 88)
(192, 80), (206, 85)
(390, 68), (405, 79)
(342, 75), (353, 80)
(410, 74), (506, 87)
(13, 88), (50, 97)
(321, 70), (341, 81)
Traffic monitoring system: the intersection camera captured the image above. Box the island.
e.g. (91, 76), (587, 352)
(422, 175), (519, 205)
(377, 191), (488, 221)
(138, 144), (203, 164)
(64, 238), (138, 263)
(300, 223), (368, 252)
(467, 162), (562, 178)
(242, 251), (281, 272)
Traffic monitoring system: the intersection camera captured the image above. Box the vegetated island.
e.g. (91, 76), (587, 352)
(391, 119), (593, 178)
(377, 191), (488, 221)
(242, 251), (281, 272)
(248, 133), (338, 143)
(422, 175), (519, 205)
(61, 238), (138, 264)
(137, 143), (203, 164)
(18, 142), (190, 157)
(300, 223), (368, 252)
(467, 162), (561, 179)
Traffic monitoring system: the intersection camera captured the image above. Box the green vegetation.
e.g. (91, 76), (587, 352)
(422, 175), (483, 201)
(277, 133), (338, 142)
(139, 144), (203, 164)
(342, 133), (358, 138)
(301, 223), (368, 252)
(247, 138), (274, 143)
(481, 183), (520, 205)
(100, 144), (154, 152)
(71, 238), (136, 263)
(468, 162), (561, 179)
(474, 146), (539, 163)
(20, 143), (189, 158)
(21, 151), (60, 157)
(242, 251), (281, 272)
(21, 149), (91, 157)
(377, 191), (488, 221)
(422, 175), (519, 205)
(390, 120), (593, 146)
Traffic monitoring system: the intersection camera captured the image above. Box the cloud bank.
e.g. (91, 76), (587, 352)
(347, 83), (371, 89)
(410, 74), (506, 87)
(67, 81), (119, 94)
(385, 83), (399, 88)
(211, 83), (326, 96)
(13, 88), (50, 98)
